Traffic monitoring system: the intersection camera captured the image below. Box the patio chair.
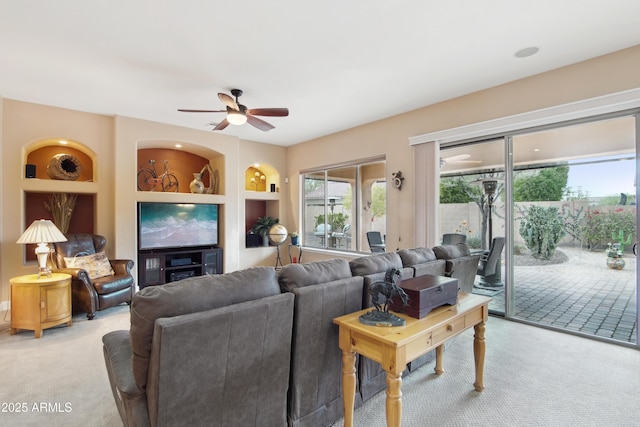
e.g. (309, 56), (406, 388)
(332, 224), (351, 248)
(366, 231), (386, 253)
(476, 237), (505, 287)
(442, 233), (466, 245)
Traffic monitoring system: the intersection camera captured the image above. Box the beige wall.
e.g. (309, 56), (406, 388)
(1, 100), (114, 303)
(1, 45), (639, 304)
(288, 45), (640, 263)
(0, 104), (288, 304)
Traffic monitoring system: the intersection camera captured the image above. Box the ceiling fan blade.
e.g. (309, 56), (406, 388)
(246, 115), (275, 131)
(218, 93), (239, 110)
(212, 118), (230, 131)
(247, 108), (289, 117)
(178, 109), (226, 113)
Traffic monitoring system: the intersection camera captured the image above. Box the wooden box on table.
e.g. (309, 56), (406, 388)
(389, 275), (459, 319)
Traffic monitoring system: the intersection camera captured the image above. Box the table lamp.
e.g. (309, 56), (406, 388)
(16, 219), (68, 278)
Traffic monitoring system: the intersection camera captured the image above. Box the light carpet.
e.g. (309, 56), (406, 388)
(1, 305), (638, 427)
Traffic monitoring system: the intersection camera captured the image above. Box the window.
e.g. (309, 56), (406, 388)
(303, 157), (386, 252)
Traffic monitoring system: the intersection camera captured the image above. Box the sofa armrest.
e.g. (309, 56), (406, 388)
(102, 331), (150, 427)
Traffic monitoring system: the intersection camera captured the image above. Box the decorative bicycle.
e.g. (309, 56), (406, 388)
(137, 159), (179, 192)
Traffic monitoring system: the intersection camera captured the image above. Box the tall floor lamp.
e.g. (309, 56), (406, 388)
(482, 179), (498, 246)
(16, 219), (67, 278)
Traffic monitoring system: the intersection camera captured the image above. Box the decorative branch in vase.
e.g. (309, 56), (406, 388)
(44, 193), (77, 234)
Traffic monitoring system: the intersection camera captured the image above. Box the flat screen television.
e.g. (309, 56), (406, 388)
(138, 202), (219, 250)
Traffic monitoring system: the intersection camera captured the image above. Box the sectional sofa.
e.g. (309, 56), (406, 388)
(102, 243), (480, 427)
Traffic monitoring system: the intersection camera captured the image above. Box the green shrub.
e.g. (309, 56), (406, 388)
(466, 234), (482, 249)
(519, 206), (565, 260)
(582, 208), (635, 251)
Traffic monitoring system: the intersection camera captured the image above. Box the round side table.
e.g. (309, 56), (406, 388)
(10, 273), (72, 338)
(288, 244), (303, 263)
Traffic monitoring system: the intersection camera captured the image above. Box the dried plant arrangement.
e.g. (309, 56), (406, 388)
(44, 193), (77, 234)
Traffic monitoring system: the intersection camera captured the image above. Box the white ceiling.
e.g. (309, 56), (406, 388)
(1, 1), (639, 146)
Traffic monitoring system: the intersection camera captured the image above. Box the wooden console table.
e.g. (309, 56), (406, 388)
(333, 292), (491, 427)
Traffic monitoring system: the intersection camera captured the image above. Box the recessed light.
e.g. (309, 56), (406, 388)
(175, 144), (182, 148)
(59, 140), (68, 145)
(515, 47), (539, 58)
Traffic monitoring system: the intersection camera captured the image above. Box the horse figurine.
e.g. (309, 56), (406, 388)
(369, 268), (408, 313)
(360, 268), (409, 327)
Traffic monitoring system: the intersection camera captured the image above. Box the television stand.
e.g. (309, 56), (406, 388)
(138, 247), (223, 289)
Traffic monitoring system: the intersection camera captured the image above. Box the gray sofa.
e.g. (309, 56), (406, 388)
(102, 244), (480, 427)
(102, 267), (294, 427)
(278, 258), (364, 427)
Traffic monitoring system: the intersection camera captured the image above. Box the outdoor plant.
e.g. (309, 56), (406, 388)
(455, 220), (473, 236)
(518, 205), (565, 260)
(559, 203), (586, 245)
(611, 229), (632, 253)
(314, 213), (349, 232)
(582, 208), (635, 250)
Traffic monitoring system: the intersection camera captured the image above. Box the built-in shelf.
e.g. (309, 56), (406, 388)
(21, 178), (98, 194)
(244, 191), (280, 200)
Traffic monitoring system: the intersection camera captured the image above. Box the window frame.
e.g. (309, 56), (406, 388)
(301, 156), (386, 252)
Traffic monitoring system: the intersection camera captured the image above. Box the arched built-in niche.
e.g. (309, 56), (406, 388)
(244, 163), (280, 192)
(22, 138), (97, 260)
(25, 138), (95, 182)
(137, 140), (224, 194)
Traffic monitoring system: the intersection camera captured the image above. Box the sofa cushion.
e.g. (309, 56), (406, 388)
(433, 243), (471, 259)
(349, 252), (404, 277)
(278, 258), (352, 291)
(129, 266), (280, 390)
(397, 247), (437, 266)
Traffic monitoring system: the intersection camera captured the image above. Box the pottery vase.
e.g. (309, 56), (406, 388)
(190, 173), (204, 194)
(606, 257), (625, 270)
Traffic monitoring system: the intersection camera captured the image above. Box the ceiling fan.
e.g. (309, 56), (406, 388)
(178, 89), (289, 132)
(439, 154), (482, 168)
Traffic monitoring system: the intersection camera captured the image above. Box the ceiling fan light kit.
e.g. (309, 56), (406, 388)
(178, 88), (288, 132)
(227, 110), (247, 125)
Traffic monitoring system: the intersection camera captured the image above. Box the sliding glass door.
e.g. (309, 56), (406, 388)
(440, 114), (638, 346)
(509, 116), (637, 344)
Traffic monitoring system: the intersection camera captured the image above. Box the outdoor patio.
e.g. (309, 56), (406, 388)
(474, 246), (637, 344)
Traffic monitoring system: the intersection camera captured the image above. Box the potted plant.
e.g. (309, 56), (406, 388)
(290, 231), (300, 246)
(250, 216), (279, 246)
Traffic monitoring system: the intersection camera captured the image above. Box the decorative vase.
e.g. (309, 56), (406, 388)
(606, 257), (625, 270)
(291, 236), (299, 246)
(190, 173), (204, 194)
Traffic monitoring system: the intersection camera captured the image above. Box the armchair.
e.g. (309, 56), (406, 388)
(49, 234), (135, 319)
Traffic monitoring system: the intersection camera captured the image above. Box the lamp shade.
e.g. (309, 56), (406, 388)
(16, 219), (67, 244)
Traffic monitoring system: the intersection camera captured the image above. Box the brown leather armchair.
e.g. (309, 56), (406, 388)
(49, 234), (135, 320)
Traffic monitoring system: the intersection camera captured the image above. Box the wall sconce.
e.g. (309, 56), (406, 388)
(251, 171), (265, 191)
(16, 219), (67, 278)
